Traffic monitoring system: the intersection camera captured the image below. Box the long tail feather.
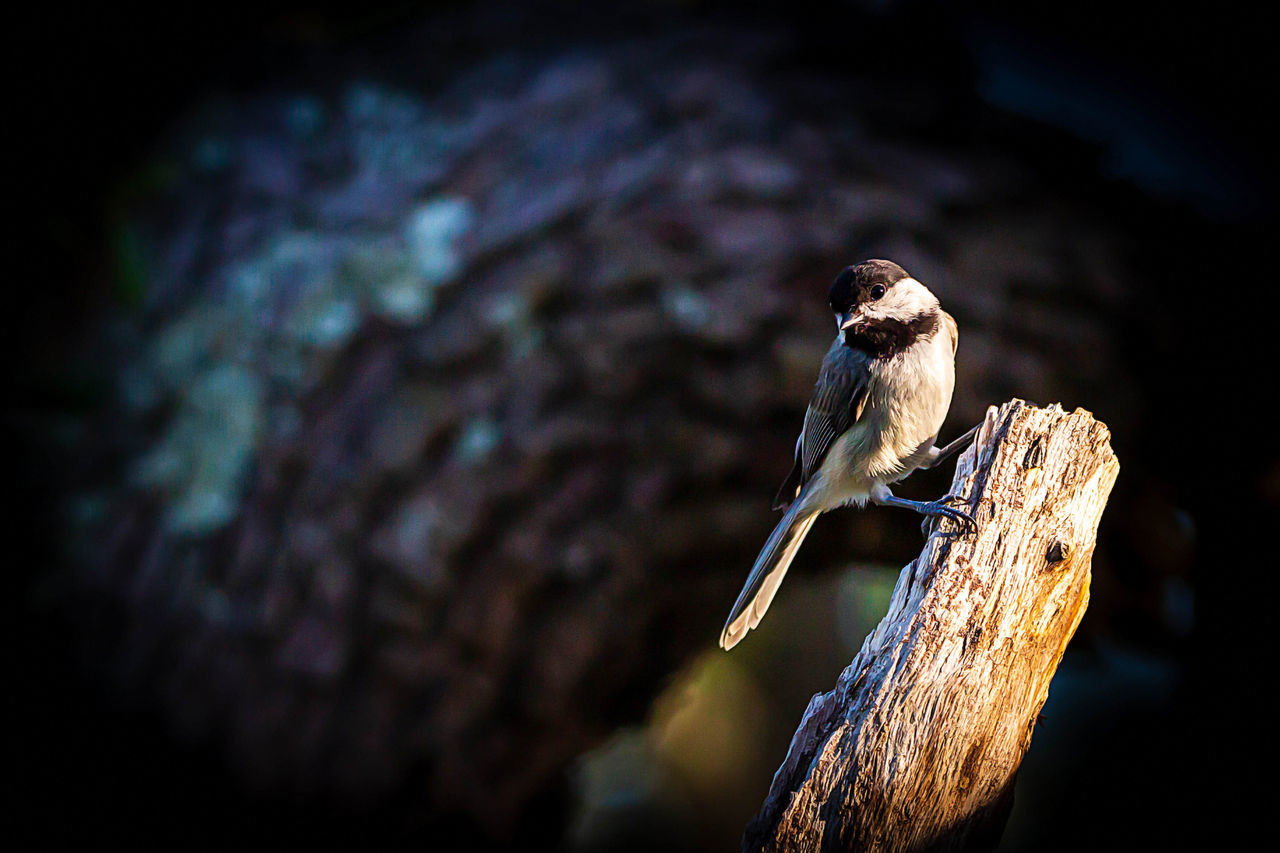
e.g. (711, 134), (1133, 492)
(719, 502), (819, 650)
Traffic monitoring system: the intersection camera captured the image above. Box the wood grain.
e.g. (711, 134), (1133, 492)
(746, 400), (1120, 853)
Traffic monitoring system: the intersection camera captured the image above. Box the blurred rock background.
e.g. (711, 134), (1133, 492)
(10, 2), (1275, 851)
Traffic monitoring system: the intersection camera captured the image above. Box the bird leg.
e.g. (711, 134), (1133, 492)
(920, 494), (977, 537)
(870, 483), (976, 533)
(921, 424), (980, 470)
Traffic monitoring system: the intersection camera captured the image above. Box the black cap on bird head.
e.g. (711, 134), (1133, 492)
(828, 259), (910, 313)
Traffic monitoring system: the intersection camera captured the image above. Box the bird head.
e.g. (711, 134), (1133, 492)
(828, 259), (939, 338)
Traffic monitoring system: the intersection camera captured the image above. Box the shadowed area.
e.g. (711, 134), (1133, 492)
(11, 2), (1273, 851)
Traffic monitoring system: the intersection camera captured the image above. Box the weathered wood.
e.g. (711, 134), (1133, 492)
(745, 400), (1119, 853)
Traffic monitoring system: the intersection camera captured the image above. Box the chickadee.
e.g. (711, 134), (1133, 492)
(719, 260), (979, 651)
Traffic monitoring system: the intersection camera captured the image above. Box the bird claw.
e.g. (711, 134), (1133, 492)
(921, 495), (977, 537)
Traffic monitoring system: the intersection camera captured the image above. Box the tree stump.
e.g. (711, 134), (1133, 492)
(745, 400), (1120, 853)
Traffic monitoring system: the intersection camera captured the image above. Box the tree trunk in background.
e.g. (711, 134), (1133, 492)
(747, 401), (1119, 852)
(52, 16), (1159, 842)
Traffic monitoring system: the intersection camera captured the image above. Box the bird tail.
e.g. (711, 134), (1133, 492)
(719, 501), (819, 650)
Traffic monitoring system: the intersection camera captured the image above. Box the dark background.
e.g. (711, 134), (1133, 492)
(10, 2), (1275, 850)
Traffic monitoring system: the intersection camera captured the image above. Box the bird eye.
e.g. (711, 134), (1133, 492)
(869, 284), (886, 300)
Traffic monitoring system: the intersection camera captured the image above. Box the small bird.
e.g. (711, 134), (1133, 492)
(720, 260), (979, 650)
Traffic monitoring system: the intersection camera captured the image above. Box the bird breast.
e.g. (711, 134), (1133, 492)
(821, 328), (955, 507)
(863, 328), (955, 478)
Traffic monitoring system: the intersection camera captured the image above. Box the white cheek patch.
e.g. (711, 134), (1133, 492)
(892, 277), (923, 301)
(885, 277), (934, 315)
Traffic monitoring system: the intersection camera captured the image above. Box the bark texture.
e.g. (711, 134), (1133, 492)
(746, 400), (1119, 853)
(54, 16), (1157, 841)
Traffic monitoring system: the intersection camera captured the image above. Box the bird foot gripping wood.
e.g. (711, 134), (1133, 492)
(919, 493), (978, 537)
(745, 400), (1119, 853)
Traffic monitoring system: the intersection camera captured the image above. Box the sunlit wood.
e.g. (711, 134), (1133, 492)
(747, 400), (1120, 852)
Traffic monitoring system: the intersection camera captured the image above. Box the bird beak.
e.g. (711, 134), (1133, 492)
(838, 310), (863, 330)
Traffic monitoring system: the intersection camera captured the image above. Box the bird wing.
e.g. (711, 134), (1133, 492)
(941, 310), (958, 357)
(773, 341), (871, 509)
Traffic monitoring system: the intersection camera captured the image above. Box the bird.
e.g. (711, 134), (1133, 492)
(719, 259), (979, 651)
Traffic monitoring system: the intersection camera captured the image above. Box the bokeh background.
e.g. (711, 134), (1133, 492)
(11, 2), (1275, 850)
